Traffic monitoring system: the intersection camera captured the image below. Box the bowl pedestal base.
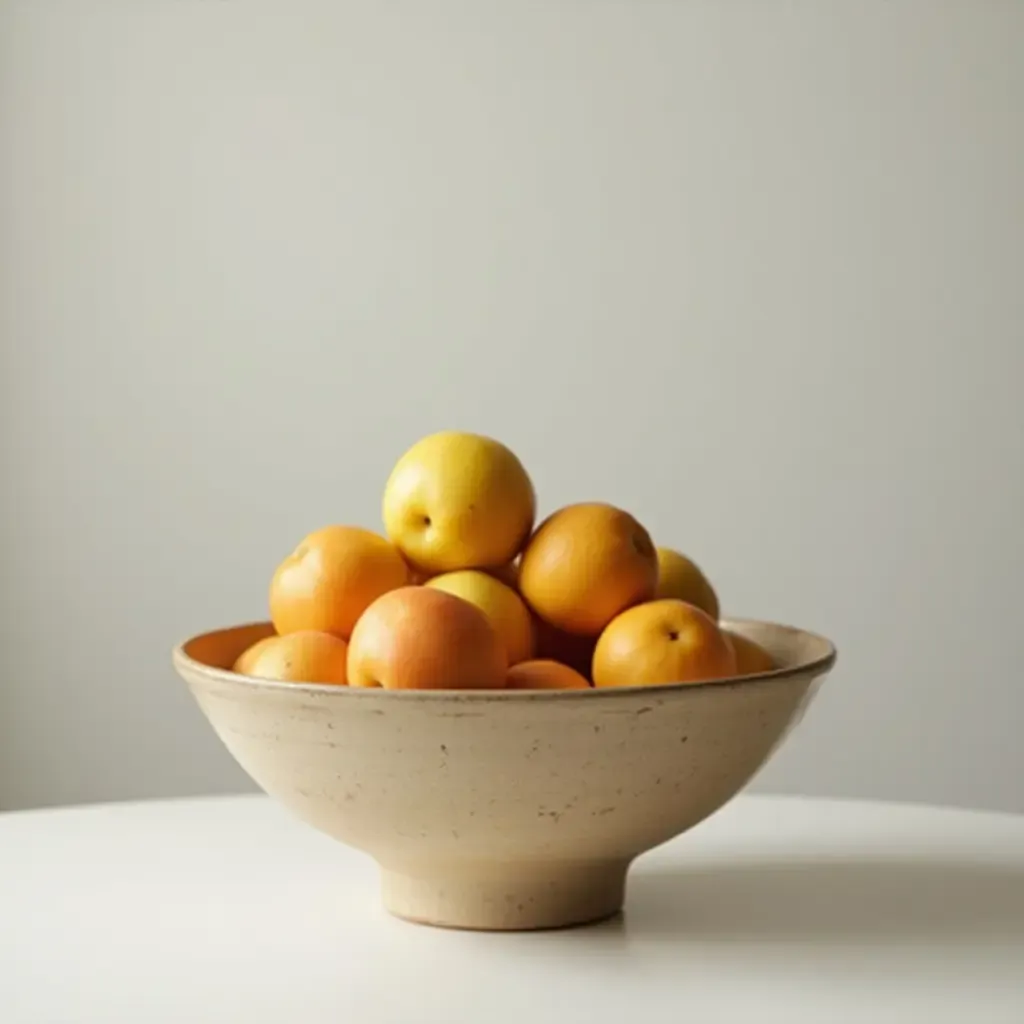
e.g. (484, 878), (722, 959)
(380, 859), (630, 931)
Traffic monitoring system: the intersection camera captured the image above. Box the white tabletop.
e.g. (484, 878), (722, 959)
(2, 794), (1023, 1023)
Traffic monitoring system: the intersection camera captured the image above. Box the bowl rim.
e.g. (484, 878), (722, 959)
(172, 617), (837, 701)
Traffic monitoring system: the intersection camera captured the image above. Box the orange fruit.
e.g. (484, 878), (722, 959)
(592, 599), (736, 688)
(382, 431), (535, 574)
(269, 526), (409, 640)
(505, 659), (591, 690)
(232, 631), (349, 685)
(532, 616), (596, 681)
(725, 630), (775, 675)
(232, 634), (277, 676)
(425, 570), (535, 666)
(347, 586), (506, 690)
(654, 547), (719, 620)
(518, 503), (658, 636)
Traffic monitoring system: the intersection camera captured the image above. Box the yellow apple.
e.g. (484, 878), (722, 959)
(382, 431), (535, 574)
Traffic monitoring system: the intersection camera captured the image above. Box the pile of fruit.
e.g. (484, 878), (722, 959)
(233, 431), (776, 690)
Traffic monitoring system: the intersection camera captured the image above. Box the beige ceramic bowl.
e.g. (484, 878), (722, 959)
(173, 619), (836, 931)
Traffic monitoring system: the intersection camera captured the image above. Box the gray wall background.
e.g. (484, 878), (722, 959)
(2, 1), (1022, 812)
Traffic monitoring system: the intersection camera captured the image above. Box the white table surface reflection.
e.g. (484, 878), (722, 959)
(2, 794), (1023, 1023)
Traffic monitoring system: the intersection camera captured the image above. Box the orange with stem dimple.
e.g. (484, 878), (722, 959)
(518, 503), (658, 637)
(592, 599), (736, 689)
(269, 525), (409, 640)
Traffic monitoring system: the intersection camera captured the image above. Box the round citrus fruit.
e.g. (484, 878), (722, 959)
(592, 599), (736, 688)
(232, 635), (277, 676)
(654, 547), (719, 620)
(269, 525), (409, 640)
(518, 503), (658, 636)
(505, 659), (591, 690)
(725, 630), (775, 675)
(232, 631), (349, 685)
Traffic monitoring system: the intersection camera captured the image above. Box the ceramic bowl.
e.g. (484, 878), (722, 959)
(172, 618), (836, 931)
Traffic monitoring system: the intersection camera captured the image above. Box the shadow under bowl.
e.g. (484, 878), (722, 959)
(172, 618), (836, 931)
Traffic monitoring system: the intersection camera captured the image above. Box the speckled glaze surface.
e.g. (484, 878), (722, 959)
(173, 619), (836, 931)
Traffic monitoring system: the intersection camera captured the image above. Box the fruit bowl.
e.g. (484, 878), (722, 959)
(172, 617), (836, 931)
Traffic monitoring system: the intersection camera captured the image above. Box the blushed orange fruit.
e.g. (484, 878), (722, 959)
(425, 570), (535, 665)
(382, 431), (536, 574)
(592, 599), (736, 689)
(347, 586), (506, 690)
(725, 630), (775, 675)
(505, 659), (591, 690)
(654, 547), (719, 620)
(269, 525), (409, 640)
(232, 631), (349, 685)
(518, 503), (658, 636)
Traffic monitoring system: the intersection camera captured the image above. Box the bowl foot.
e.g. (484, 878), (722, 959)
(380, 859), (630, 931)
